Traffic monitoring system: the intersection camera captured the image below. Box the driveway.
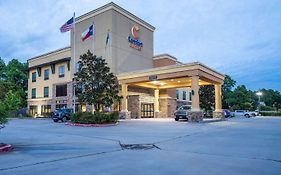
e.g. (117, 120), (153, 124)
(0, 117), (280, 175)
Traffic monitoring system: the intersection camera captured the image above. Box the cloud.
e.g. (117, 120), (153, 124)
(0, 0), (281, 91)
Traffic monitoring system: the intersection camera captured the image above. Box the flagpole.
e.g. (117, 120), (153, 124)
(92, 22), (95, 53)
(73, 12), (76, 113)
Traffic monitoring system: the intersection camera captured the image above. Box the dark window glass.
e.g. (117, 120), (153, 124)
(189, 91), (192, 101)
(176, 90), (179, 99)
(32, 88), (36, 98)
(41, 105), (51, 117)
(44, 69), (49, 80)
(32, 72), (36, 82)
(56, 104), (67, 109)
(44, 87), (49, 97)
(29, 105), (38, 116)
(56, 84), (67, 97)
(59, 66), (65, 78)
(183, 91), (187, 100)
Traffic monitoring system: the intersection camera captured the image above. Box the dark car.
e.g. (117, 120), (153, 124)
(52, 108), (73, 122)
(174, 105), (192, 121)
(223, 109), (233, 118)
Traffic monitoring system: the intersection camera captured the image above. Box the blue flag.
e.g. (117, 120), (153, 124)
(105, 31), (110, 47)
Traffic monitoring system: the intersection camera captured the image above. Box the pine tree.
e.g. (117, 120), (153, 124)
(74, 50), (120, 112)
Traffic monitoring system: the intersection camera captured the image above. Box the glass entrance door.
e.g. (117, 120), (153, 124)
(141, 103), (154, 118)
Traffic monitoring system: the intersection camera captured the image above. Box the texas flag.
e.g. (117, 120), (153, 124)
(81, 24), (94, 42)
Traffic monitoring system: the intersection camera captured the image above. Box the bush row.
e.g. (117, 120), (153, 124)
(70, 111), (119, 124)
(260, 112), (281, 117)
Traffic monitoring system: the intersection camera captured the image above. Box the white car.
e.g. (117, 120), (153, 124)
(234, 110), (257, 118)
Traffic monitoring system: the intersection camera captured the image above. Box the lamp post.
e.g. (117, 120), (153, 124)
(256, 91), (262, 115)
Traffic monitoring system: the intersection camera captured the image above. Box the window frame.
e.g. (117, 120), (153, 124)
(182, 91), (187, 100)
(31, 88), (36, 99)
(44, 86), (49, 98)
(58, 65), (65, 78)
(44, 69), (49, 80)
(32, 72), (36, 82)
(56, 84), (67, 97)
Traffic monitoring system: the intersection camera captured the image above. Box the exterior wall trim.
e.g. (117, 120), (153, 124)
(117, 62), (225, 82)
(75, 2), (155, 31)
(28, 47), (71, 61)
(28, 57), (71, 70)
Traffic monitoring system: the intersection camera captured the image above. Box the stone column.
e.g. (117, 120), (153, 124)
(190, 76), (203, 122)
(154, 89), (160, 118)
(37, 104), (42, 117)
(215, 84), (222, 112)
(121, 84), (128, 112)
(191, 76), (200, 111)
(213, 84), (224, 118)
(119, 84), (131, 119)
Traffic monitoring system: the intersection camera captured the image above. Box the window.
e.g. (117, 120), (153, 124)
(41, 105), (51, 117)
(182, 91), (187, 100)
(32, 88), (36, 98)
(44, 87), (49, 97)
(29, 105), (38, 116)
(56, 104), (67, 109)
(59, 65), (65, 78)
(44, 69), (49, 80)
(189, 91), (192, 101)
(183, 106), (191, 110)
(32, 72), (36, 82)
(56, 84), (67, 97)
(176, 89), (179, 99)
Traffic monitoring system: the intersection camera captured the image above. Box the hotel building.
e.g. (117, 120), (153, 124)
(27, 2), (224, 121)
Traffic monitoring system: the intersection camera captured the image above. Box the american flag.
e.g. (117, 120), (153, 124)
(60, 17), (74, 33)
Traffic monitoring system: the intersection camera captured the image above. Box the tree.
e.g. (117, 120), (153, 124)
(228, 85), (254, 110)
(257, 89), (281, 111)
(0, 57), (6, 80)
(5, 59), (28, 91)
(74, 50), (121, 112)
(222, 75), (236, 109)
(4, 90), (22, 111)
(199, 85), (214, 111)
(0, 102), (7, 126)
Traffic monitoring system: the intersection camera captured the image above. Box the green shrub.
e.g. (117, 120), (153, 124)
(0, 103), (8, 125)
(70, 111), (119, 124)
(260, 112), (281, 117)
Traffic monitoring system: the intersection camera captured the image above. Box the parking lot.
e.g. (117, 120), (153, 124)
(0, 117), (280, 175)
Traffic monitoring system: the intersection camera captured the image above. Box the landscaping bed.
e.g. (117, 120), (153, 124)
(0, 143), (13, 153)
(69, 111), (119, 127)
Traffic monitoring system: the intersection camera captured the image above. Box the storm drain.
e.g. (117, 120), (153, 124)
(120, 144), (160, 150)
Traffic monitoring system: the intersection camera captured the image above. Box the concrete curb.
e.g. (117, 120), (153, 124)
(65, 122), (118, 127)
(0, 144), (13, 153)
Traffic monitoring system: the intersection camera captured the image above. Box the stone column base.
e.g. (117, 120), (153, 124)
(188, 111), (203, 122)
(213, 111), (225, 119)
(154, 111), (162, 118)
(119, 111), (131, 119)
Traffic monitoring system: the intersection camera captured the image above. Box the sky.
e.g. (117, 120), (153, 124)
(0, 0), (281, 92)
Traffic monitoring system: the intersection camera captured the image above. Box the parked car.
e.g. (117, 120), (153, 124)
(203, 110), (213, 118)
(234, 110), (257, 118)
(223, 109), (233, 118)
(52, 108), (73, 122)
(174, 105), (192, 121)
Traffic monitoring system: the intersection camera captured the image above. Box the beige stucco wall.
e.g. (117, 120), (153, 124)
(28, 61), (71, 100)
(71, 8), (154, 75)
(71, 10), (113, 76)
(28, 48), (70, 68)
(111, 9), (153, 73)
(177, 87), (192, 102)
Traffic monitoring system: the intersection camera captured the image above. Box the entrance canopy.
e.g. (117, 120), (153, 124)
(117, 62), (225, 120)
(117, 62), (224, 89)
